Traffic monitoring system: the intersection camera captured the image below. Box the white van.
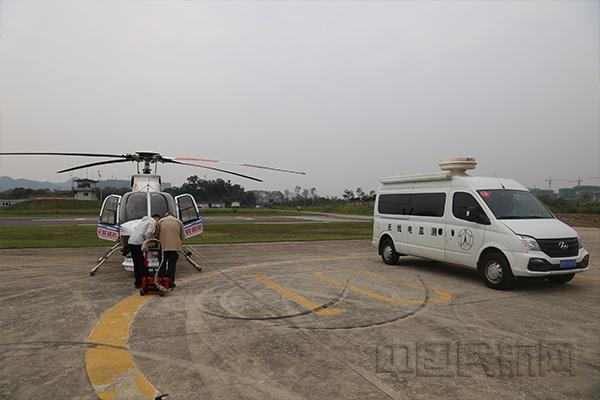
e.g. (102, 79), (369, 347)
(373, 157), (590, 289)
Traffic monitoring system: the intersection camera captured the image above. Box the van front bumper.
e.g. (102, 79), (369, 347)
(506, 248), (590, 277)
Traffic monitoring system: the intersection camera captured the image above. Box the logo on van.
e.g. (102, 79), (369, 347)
(559, 241), (568, 250)
(457, 228), (474, 250)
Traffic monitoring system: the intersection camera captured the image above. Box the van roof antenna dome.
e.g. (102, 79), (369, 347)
(438, 157), (477, 176)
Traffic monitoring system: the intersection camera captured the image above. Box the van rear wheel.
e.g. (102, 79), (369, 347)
(380, 238), (399, 265)
(478, 252), (514, 290)
(547, 273), (575, 284)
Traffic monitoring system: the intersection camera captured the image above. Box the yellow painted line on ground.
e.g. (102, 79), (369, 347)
(314, 271), (451, 305)
(254, 275), (344, 316)
(85, 294), (158, 400)
(362, 271), (453, 304)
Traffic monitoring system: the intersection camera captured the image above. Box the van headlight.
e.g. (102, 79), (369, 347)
(577, 237), (584, 249)
(518, 235), (540, 251)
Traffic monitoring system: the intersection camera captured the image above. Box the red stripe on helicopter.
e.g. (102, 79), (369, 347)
(183, 221), (203, 237)
(97, 227), (119, 240)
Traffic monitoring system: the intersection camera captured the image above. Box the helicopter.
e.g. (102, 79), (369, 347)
(0, 151), (305, 275)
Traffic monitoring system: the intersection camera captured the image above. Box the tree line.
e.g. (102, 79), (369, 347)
(2, 179), (598, 214)
(165, 176), (256, 206)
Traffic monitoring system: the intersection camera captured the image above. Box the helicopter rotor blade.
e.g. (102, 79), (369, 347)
(2, 152), (298, 182)
(169, 160), (263, 182)
(57, 159), (133, 173)
(0, 152), (128, 158)
(174, 156), (305, 175)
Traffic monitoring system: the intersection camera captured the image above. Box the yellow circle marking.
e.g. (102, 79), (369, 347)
(84, 254), (373, 398)
(362, 270), (453, 304)
(84, 254), (446, 398)
(254, 274), (344, 316)
(85, 294), (158, 400)
(314, 270), (452, 305)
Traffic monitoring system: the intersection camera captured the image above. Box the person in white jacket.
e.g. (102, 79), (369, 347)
(128, 214), (161, 288)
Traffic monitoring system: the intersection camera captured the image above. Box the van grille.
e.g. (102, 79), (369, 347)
(536, 238), (579, 258)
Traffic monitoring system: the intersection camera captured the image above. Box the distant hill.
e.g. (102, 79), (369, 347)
(0, 176), (131, 191)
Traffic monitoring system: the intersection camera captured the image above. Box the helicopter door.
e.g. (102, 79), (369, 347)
(97, 195), (121, 241)
(175, 194), (204, 238)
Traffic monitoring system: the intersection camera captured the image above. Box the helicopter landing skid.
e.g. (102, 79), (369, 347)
(182, 247), (202, 272)
(90, 243), (123, 276)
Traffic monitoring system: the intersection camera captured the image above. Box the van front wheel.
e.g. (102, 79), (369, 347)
(380, 238), (400, 265)
(478, 252), (514, 290)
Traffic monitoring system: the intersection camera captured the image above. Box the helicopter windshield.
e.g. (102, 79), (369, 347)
(150, 193), (169, 217)
(123, 192), (171, 222)
(124, 193), (147, 222)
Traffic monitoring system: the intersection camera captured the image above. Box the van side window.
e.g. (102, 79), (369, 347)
(412, 193), (446, 217)
(378, 193), (445, 217)
(378, 194), (410, 215)
(453, 192), (489, 224)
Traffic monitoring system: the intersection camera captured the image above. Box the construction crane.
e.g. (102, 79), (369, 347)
(569, 178), (583, 188)
(569, 177), (600, 188)
(544, 177), (569, 190)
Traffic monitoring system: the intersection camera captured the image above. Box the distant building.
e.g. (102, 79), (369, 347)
(73, 178), (99, 200)
(556, 186), (600, 202)
(0, 199), (27, 208)
(250, 190), (285, 206)
(231, 201), (241, 208)
(575, 185), (600, 201)
(558, 188), (577, 201)
(530, 188), (555, 199)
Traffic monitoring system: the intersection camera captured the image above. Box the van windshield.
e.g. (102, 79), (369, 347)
(478, 190), (554, 220)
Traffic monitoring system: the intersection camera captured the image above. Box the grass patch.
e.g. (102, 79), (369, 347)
(0, 222), (373, 249)
(0, 200), (100, 216)
(276, 202), (374, 216)
(197, 208), (299, 216)
(0, 199), (302, 217)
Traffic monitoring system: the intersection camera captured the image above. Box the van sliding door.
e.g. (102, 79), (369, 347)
(405, 192), (447, 261)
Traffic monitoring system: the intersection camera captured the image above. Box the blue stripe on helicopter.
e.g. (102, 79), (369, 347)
(97, 223), (120, 232)
(183, 219), (203, 228)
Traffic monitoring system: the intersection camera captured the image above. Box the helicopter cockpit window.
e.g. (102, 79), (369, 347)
(150, 193), (169, 218)
(100, 196), (119, 225)
(178, 195), (199, 223)
(124, 193), (147, 222)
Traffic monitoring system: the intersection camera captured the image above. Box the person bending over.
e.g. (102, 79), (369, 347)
(128, 214), (161, 288)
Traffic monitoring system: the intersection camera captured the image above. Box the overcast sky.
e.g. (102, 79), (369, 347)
(0, 0), (598, 195)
